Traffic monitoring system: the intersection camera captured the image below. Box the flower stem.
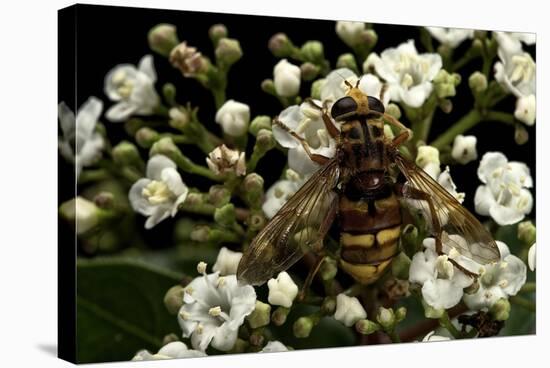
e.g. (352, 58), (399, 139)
(520, 282), (536, 294)
(438, 311), (462, 339)
(387, 330), (401, 343)
(430, 109), (482, 150)
(212, 88), (226, 110)
(509, 295), (536, 312)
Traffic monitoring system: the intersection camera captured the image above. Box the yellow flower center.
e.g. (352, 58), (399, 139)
(142, 180), (172, 205)
(112, 70), (134, 99)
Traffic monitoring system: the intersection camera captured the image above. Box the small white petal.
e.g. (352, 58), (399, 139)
(212, 247), (243, 275)
(528, 243), (536, 271)
(147, 155), (177, 180)
(334, 294), (367, 327)
(267, 272), (299, 308)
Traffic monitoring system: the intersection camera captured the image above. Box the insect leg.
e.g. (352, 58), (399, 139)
(398, 184), (477, 278)
(304, 98), (340, 139)
(297, 255), (325, 302)
(273, 118), (331, 165)
(391, 130), (410, 148)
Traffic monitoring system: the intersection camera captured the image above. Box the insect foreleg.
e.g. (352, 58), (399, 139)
(304, 98), (340, 139)
(273, 118), (331, 165)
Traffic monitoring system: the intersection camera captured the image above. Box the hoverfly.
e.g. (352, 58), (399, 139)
(237, 80), (500, 287)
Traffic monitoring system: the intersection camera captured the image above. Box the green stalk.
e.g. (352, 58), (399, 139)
(431, 110), (482, 150)
(509, 295), (536, 312)
(438, 311), (462, 339)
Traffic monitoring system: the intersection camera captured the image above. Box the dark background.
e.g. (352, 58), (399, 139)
(59, 4), (536, 246)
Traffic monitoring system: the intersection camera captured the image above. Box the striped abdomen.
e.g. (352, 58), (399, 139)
(338, 181), (401, 285)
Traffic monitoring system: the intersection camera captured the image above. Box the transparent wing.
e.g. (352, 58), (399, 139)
(395, 153), (500, 264)
(237, 159), (340, 285)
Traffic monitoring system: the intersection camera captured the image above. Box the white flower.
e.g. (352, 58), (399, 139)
(514, 94), (536, 126)
(409, 238), (474, 310)
(463, 241), (527, 310)
(365, 40), (442, 108)
(321, 68), (390, 107)
(474, 152), (533, 225)
(260, 341), (289, 353)
(129, 155), (189, 229)
(206, 144), (246, 176)
(58, 97), (104, 178)
(178, 272), (256, 352)
(426, 27), (474, 48)
(528, 243), (536, 271)
(274, 59), (301, 97)
(333, 294), (367, 327)
(437, 166), (465, 203)
(262, 169), (305, 219)
(104, 55), (160, 122)
(416, 145), (441, 178)
(494, 31), (535, 57)
(451, 135), (478, 165)
(273, 101), (337, 177)
(335, 21), (366, 47)
(132, 341), (206, 361)
(422, 331), (451, 342)
(267, 271), (299, 308)
(212, 247), (243, 275)
(215, 100), (250, 137)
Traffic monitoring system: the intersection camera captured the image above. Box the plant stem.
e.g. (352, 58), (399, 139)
(431, 109), (482, 150)
(212, 88), (226, 110)
(438, 311), (462, 339)
(509, 295), (536, 312)
(520, 282), (536, 294)
(387, 330), (401, 343)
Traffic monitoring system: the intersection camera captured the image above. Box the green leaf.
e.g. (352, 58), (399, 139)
(76, 258), (183, 363)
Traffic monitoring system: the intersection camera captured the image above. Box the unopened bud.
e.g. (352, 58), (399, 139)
(293, 316), (314, 338)
(336, 53), (358, 73)
(247, 301), (272, 329)
(214, 203), (237, 228)
(162, 333), (179, 346)
(261, 79), (276, 95)
(472, 38), (483, 52)
(395, 306), (407, 322)
(249, 116), (272, 136)
(59, 196), (101, 235)
(300, 62), (320, 81)
(490, 298), (511, 321)
(268, 33), (294, 57)
(215, 38), (242, 66)
(190, 225), (210, 242)
(514, 124), (529, 145)
(135, 127), (160, 148)
(163, 285), (184, 314)
(249, 331), (265, 347)
(319, 257), (338, 281)
(376, 307), (395, 330)
(401, 224), (419, 255)
(468, 71), (488, 93)
(360, 29), (378, 49)
(209, 24), (228, 45)
(271, 306), (290, 326)
(112, 141), (142, 167)
(433, 70), (461, 98)
(391, 252), (411, 280)
(321, 296), (336, 315)
(247, 212), (266, 232)
(162, 83), (177, 106)
(355, 319), (380, 335)
(439, 98), (453, 114)
(148, 23), (179, 57)
(255, 129), (276, 151)
(386, 103), (401, 119)
(169, 107), (190, 131)
(93, 192), (115, 210)
(311, 78), (326, 100)
(300, 41), (324, 63)
(150, 137), (184, 166)
(208, 185), (231, 207)
(517, 220), (536, 246)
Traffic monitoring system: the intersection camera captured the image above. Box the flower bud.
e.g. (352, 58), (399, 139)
(376, 307), (395, 330)
(395, 306), (407, 322)
(335, 21), (366, 48)
(249, 115), (272, 136)
(268, 272), (299, 308)
(247, 211), (266, 232)
(255, 129), (276, 152)
(184, 192), (204, 207)
(300, 62), (320, 81)
(268, 33), (294, 57)
(162, 83), (177, 106)
(439, 99), (453, 114)
(273, 59), (301, 97)
(215, 38), (243, 66)
(215, 100), (251, 137)
(261, 79), (276, 95)
(170, 42), (209, 78)
(242, 173), (265, 208)
(490, 298), (511, 321)
(168, 106), (191, 131)
(59, 196), (101, 235)
(148, 23), (179, 57)
(360, 29), (378, 49)
(468, 71), (488, 93)
(150, 137), (182, 162)
(336, 53), (358, 73)
(334, 294), (367, 327)
(514, 94), (536, 126)
(451, 135), (478, 165)
(321, 296), (336, 315)
(416, 145), (441, 178)
(208, 185), (231, 207)
(214, 203), (237, 228)
(514, 124), (529, 145)
(433, 70), (461, 98)
(319, 257), (338, 281)
(271, 306), (290, 326)
(401, 224), (419, 255)
(300, 41), (324, 63)
(385, 103), (401, 120)
(112, 141), (142, 167)
(517, 220), (536, 246)
(247, 301), (272, 329)
(528, 243), (536, 271)
(124, 118), (145, 136)
(249, 331), (265, 347)
(162, 333), (179, 346)
(311, 78), (326, 100)
(163, 285), (184, 314)
(391, 252), (411, 280)
(472, 39), (483, 52)
(208, 23), (228, 45)
(135, 127), (160, 148)
(93, 192), (115, 210)
(355, 319), (380, 335)
(293, 316), (314, 338)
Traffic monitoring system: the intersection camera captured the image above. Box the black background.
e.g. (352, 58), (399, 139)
(59, 4), (536, 244)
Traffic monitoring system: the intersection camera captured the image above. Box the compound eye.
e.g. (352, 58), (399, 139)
(367, 96), (385, 114)
(331, 96), (358, 120)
